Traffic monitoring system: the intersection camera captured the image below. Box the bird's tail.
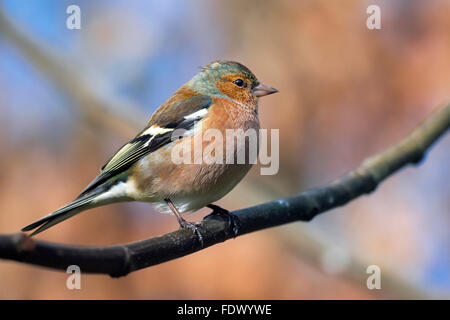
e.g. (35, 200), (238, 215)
(21, 188), (106, 236)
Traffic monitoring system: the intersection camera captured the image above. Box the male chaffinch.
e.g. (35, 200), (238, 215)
(22, 61), (278, 242)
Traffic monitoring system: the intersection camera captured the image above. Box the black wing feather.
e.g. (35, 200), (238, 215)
(78, 96), (212, 197)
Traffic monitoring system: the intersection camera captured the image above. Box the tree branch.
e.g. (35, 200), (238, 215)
(0, 103), (448, 277)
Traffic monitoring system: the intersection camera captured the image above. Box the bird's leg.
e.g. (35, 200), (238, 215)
(204, 204), (240, 237)
(165, 198), (203, 246)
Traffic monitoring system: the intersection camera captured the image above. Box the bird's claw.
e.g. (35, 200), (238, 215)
(204, 205), (240, 237)
(179, 219), (204, 246)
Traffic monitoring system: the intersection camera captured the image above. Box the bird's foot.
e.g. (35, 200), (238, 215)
(204, 204), (240, 237)
(178, 219), (204, 246)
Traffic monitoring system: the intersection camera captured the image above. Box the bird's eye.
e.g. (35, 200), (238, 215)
(233, 79), (245, 87)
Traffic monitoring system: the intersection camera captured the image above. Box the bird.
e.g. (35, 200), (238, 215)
(21, 60), (278, 243)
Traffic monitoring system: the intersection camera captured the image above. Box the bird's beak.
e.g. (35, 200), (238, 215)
(252, 82), (278, 97)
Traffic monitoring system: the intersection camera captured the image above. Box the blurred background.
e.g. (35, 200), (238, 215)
(0, 0), (449, 299)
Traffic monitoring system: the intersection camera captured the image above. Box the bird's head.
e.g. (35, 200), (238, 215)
(187, 61), (278, 105)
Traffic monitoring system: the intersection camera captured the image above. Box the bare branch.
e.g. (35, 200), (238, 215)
(0, 103), (448, 277)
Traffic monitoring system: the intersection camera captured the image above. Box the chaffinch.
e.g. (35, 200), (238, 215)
(22, 61), (278, 242)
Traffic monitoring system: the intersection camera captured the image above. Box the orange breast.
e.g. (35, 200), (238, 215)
(132, 98), (260, 207)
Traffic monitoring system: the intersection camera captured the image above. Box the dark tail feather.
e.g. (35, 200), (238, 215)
(21, 190), (103, 236)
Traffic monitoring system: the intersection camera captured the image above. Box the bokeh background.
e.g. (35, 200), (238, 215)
(0, 0), (449, 299)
